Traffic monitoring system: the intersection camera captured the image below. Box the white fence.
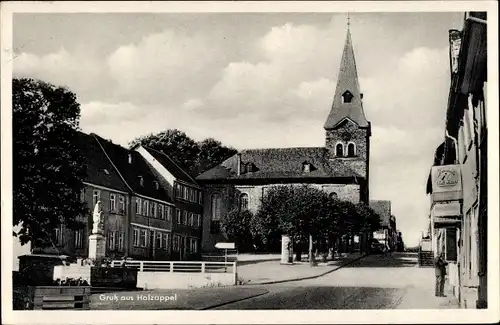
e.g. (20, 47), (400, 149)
(110, 260), (237, 274)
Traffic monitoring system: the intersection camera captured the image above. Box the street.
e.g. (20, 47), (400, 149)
(212, 252), (458, 309)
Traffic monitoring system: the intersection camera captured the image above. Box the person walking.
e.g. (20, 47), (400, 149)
(434, 252), (448, 297)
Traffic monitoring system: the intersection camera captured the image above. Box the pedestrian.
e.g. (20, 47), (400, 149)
(434, 252), (448, 297)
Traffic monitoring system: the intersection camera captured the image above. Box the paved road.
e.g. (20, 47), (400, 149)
(212, 252), (447, 309)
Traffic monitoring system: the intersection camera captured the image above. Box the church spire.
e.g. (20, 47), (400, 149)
(324, 21), (369, 129)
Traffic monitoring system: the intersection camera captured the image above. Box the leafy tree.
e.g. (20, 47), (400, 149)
(220, 209), (255, 252)
(13, 78), (87, 248)
(129, 129), (200, 175)
(196, 138), (237, 175)
(355, 202), (382, 233)
(129, 130), (237, 177)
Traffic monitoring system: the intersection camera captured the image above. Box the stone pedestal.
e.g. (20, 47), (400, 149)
(281, 235), (293, 264)
(89, 234), (106, 261)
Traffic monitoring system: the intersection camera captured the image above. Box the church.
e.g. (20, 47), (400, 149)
(196, 26), (372, 253)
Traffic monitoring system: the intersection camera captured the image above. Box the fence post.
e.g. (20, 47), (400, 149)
(139, 261), (144, 272)
(201, 262), (206, 273)
(170, 262), (174, 273)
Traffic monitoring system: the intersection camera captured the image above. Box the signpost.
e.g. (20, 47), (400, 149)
(215, 242), (236, 272)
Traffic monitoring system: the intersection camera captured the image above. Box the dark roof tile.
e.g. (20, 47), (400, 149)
(197, 147), (360, 181)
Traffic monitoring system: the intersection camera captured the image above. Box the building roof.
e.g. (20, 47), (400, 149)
(91, 134), (171, 203)
(142, 146), (198, 185)
(324, 29), (369, 129)
(369, 200), (391, 226)
(75, 131), (130, 193)
(196, 147), (361, 181)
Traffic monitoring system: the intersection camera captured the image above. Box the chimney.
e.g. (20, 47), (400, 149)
(128, 153), (132, 164)
(236, 153), (241, 176)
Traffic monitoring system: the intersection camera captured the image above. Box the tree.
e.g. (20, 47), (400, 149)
(196, 138), (237, 175)
(13, 78), (87, 248)
(220, 209), (256, 252)
(129, 129), (200, 175)
(129, 130), (237, 177)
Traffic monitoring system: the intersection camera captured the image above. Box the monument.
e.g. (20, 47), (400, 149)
(88, 201), (106, 261)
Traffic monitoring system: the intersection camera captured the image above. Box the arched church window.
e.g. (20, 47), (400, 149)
(329, 192), (338, 200)
(336, 143), (344, 157)
(347, 143), (356, 157)
(239, 193), (249, 211)
(342, 91), (353, 103)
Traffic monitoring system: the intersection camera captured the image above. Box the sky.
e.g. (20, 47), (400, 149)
(12, 12), (465, 247)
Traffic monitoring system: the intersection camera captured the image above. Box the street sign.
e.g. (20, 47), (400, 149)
(215, 242), (235, 249)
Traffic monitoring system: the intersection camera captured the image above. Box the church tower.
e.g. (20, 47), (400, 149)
(324, 22), (371, 202)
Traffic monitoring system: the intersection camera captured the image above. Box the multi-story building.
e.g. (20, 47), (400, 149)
(35, 132), (202, 261)
(426, 12), (487, 309)
(196, 25), (372, 254)
(369, 200), (398, 251)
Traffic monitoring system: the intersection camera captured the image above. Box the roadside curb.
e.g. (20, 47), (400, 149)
(198, 289), (270, 310)
(244, 253), (368, 286)
(237, 258), (281, 266)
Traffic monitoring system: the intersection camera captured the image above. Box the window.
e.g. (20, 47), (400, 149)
(80, 189), (85, 202)
(173, 235), (180, 252)
(342, 91), (353, 103)
(336, 143), (344, 157)
(118, 195), (125, 214)
(175, 183), (182, 198)
(189, 212), (194, 226)
(211, 193), (222, 221)
(158, 204), (164, 219)
(303, 163), (310, 173)
(133, 228), (140, 246)
(198, 192), (203, 204)
(153, 181), (159, 190)
(347, 143), (356, 157)
(139, 176), (144, 187)
(136, 198), (142, 215)
(118, 231), (124, 251)
(190, 238), (198, 253)
(110, 193), (116, 212)
(183, 211), (189, 225)
(74, 229), (84, 249)
(92, 190), (100, 207)
(329, 192), (338, 199)
(239, 193), (249, 211)
(197, 214), (202, 227)
(143, 200), (149, 217)
(183, 186), (188, 200)
(176, 209), (181, 223)
(150, 202), (156, 218)
(163, 233), (169, 250)
(156, 232), (163, 249)
(139, 229), (147, 247)
(108, 231), (116, 250)
(166, 206), (172, 220)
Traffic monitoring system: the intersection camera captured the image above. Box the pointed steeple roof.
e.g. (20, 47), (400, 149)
(324, 28), (369, 129)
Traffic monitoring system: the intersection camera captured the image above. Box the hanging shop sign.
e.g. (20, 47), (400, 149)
(431, 165), (463, 202)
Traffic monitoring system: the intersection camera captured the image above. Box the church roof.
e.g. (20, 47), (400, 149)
(324, 29), (369, 129)
(142, 146), (199, 185)
(196, 147), (361, 181)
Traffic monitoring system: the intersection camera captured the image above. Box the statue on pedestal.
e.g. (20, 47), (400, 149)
(92, 201), (104, 235)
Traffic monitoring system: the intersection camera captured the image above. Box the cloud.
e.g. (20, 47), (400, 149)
(13, 48), (110, 101)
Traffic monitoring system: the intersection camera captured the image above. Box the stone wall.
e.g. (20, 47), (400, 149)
(325, 122), (370, 179)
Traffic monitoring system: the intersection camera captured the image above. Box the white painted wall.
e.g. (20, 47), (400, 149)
(137, 272), (237, 289)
